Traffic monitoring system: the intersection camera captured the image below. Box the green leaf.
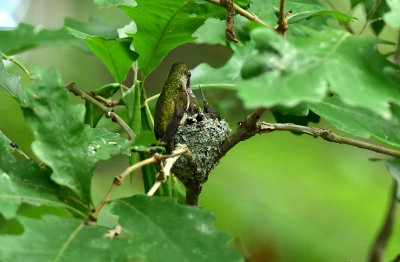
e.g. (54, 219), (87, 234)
(0, 130), (28, 158)
(384, 0), (400, 28)
(0, 57), (25, 105)
(273, 0), (355, 24)
(111, 195), (242, 262)
(191, 42), (255, 87)
(66, 26), (138, 84)
(88, 127), (130, 160)
(0, 216), (135, 262)
(237, 27), (400, 117)
(119, 0), (224, 78)
(84, 37), (138, 83)
(0, 23), (84, 55)
(309, 96), (400, 149)
(385, 159), (400, 201)
(0, 139), (89, 219)
(64, 17), (119, 39)
(131, 130), (162, 151)
(23, 67), (94, 204)
(193, 18), (226, 46)
(93, 0), (136, 7)
(350, 0), (389, 33)
(0, 18), (120, 55)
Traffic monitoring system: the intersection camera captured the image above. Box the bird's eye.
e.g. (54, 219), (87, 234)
(188, 72), (191, 77)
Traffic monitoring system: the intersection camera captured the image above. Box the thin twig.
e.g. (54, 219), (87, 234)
(1, 52), (33, 79)
(259, 122), (400, 158)
(368, 181), (398, 262)
(89, 157), (157, 221)
(360, 0), (382, 34)
(204, 0), (273, 29)
(65, 83), (136, 140)
(90, 149), (189, 221)
(94, 95), (123, 107)
(234, 238), (251, 262)
(146, 144), (190, 196)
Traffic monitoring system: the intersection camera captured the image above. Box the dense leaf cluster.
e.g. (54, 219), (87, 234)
(0, 0), (399, 261)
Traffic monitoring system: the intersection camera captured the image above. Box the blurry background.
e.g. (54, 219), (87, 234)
(0, 0), (399, 261)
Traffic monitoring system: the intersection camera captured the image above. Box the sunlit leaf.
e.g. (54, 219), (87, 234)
(119, 0), (224, 78)
(66, 27), (138, 83)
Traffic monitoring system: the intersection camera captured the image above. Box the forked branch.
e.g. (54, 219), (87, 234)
(65, 83), (136, 140)
(90, 146), (190, 221)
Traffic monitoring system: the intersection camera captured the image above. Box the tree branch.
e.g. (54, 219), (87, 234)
(65, 83), (136, 140)
(204, 0), (273, 29)
(368, 181), (398, 262)
(392, 254), (400, 262)
(259, 122), (400, 158)
(275, 0), (291, 36)
(90, 148), (190, 221)
(219, 107), (266, 159)
(146, 144), (190, 196)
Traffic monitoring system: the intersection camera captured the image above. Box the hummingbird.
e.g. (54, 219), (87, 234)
(154, 62), (192, 148)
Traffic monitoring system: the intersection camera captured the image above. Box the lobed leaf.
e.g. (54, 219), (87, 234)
(237, 27), (400, 117)
(0, 139), (89, 219)
(0, 215), (134, 262)
(111, 195), (243, 262)
(309, 96), (400, 149)
(119, 0), (224, 78)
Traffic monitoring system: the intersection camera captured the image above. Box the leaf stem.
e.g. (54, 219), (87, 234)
(368, 181), (398, 262)
(360, 0), (383, 34)
(65, 83), (136, 140)
(1, 52), (33, 79)
(204, 0), (273, 29)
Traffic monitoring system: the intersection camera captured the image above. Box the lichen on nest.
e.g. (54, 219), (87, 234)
(171, 112), (231, 185)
